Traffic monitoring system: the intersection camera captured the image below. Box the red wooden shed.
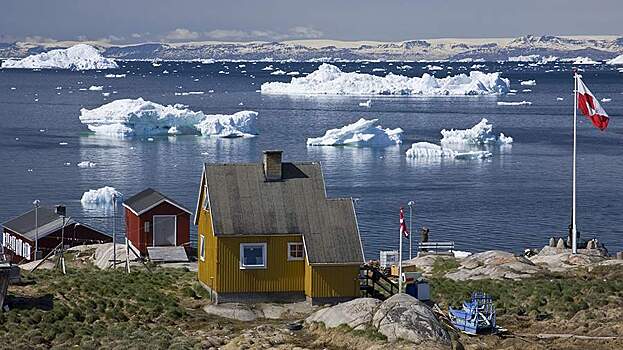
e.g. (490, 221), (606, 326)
(123, 188), (191, 255)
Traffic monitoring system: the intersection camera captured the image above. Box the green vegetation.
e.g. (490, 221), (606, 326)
(430, 266), (623, 319)
(0, 267), (221, 349)
(430, 258), (460, 277)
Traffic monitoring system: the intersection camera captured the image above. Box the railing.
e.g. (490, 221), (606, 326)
(360, 264), (399, 300)
(418, 241), (455, 255)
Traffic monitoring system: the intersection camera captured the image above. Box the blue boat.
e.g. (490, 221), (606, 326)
(449, 292), (496, 335)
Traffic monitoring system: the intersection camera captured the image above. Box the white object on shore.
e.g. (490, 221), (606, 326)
(520, 80), (536, 86)
(80, 186), (121, 206)
(1, 44), (118, 70)
(306, 118), (403, 147)
(359, 99), (372, 107)
(440, 118), (513, 145)
(79, 98), (258, 137)
(77, 161), (97, 168)
(497, 101), (532, 106)
(261, 63), (510, 96)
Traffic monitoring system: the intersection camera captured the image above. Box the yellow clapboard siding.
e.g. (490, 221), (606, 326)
(197, 207), (218, 290)
(217, 235), (305, 293)
(305, 262), (360, 298)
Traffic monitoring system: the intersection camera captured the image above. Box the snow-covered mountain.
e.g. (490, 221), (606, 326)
(1, 35), (622, 62)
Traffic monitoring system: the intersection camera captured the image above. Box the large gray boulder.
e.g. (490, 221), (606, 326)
(445, 250), (541, 280)
(306, 297), (381, 330)
(372, 294), (451, 345)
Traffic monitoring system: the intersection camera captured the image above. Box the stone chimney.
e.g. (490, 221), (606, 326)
(263, 150), (283, 181)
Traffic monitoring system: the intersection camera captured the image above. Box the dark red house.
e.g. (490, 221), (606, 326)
(2, 207), (111, 263)
(123, 188), (191, 255)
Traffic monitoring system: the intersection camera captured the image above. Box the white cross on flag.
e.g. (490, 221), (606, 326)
(577, 76), (609, 131)
(399, 207), (409, 238)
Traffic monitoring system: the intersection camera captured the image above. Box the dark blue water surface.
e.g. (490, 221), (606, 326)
(1, 61), (622, 259)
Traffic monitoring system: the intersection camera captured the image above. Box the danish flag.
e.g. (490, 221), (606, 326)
(399, 207), (409, 238)
(577, 76), (609, 131)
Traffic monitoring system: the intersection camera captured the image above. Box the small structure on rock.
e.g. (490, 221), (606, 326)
(195, 150), (364, 304)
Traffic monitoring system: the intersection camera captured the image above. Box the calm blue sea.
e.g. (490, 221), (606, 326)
(1, 61), (621, 259)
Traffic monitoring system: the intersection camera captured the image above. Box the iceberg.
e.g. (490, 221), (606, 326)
(80, 186), (122, 207)
(520, 80), (536, 86)
(79, 98), (258, 137)
(440, 118), (513, 145)
(405, 142), (492, 160)
(497, 101), (532, 106)
(261, 63), (510, 96)
(1, 44), (118, 70)
(77, 161), (96, 168)
(607, 54), (623, 65)
(359, 99), (372, 107)
(306, 118), (403, 147)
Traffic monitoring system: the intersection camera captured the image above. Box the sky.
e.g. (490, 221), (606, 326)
(1, 0), (622, 44)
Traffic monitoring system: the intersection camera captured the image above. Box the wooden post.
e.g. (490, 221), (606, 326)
(0, 269), (9, 311)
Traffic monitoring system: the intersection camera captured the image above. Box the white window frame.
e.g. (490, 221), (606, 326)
(239, 243), (267, 269)
(152, 215), (177, 246)
(144, 221), (150, 233)
(199, 235), (206, 261)
(287, 242), (304, 261)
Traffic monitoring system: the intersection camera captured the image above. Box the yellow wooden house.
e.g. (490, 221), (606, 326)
(195, 150), (365, 304)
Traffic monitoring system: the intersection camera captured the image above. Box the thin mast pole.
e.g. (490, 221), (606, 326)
(572, 73), (578, 254)
(409, 205), (413, 259)
(398, 221), (403, 294)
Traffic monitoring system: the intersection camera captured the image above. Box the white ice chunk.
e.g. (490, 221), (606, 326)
(80, 186), (122, 207)
(440, 118), (513, 145)
(306, 118), (403, 147)
(405, 142), (492, 160)
(261, 63), (510, 96)
(1, 44), (118, 70)
(520, 80), (536, 86)
(607, 54), (623, 65)
(270, 69), (287, 75)
(77, 161), (97, 168)
(88, 85), (103, 91)
(79, 98), (258, 138)
(497, 101), (532, 106)
(359, 99), (372, 108)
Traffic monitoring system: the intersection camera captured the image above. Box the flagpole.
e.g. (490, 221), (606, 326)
(398, 221), (403, 294)
(572, 72), (578, 254)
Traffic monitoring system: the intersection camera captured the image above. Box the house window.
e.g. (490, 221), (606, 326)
(240, 243), (267, 269)
(287, 242), (304, 260)
(202, 185), (210, 210)
(144, 222), (150, 233)
(199, 235), (206, 261)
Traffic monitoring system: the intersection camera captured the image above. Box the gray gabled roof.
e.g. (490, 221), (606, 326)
(123, 188), (191, 216)
(3, 207), (77, 241)
(201, 161), (364, 265)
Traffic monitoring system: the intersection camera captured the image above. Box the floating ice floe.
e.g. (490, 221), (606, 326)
(1, 44), (118, 70)
(601, 98), (612, 103)
(556, 97), (564, 101)
(105, 74), (126, 78)
(359, 99), (372, 108)
(440, 118), (513, 145)
(405, 142), (492, 160)
(607, 54), (623, 65)
(261, 63), (510, 96)
(77, 161), (97, 168)
(306, 118), (403, 147)
(287, 71), (300, 76)
(497, 101), (532, 106)
(81, 186), (122, 207)
(88, 85), (103, 91)
(520, 80), (536, 86)
(261, 65), (274, 71)
(562, 56), (600, 65)
(270, 70), (287, 75)
(79, 98), (258, 137)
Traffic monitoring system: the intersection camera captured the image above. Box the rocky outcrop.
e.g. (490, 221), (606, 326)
(205, 301), (316, 322)
(307, 294), (450, 346)
(306, 298), (381, 330)
(204, 303), (262, 322)
(372, 294), (451, 345)
(529, 246), (609, 272)
(445, 250), (542, 280)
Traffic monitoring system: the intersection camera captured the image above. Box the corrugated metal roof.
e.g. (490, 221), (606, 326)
(203, 161), (364, 265)
(2, 207), (77, 240)
(123, 188), (191, 216)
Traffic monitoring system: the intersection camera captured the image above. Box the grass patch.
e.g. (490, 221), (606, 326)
(430, 258), (460, 277)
